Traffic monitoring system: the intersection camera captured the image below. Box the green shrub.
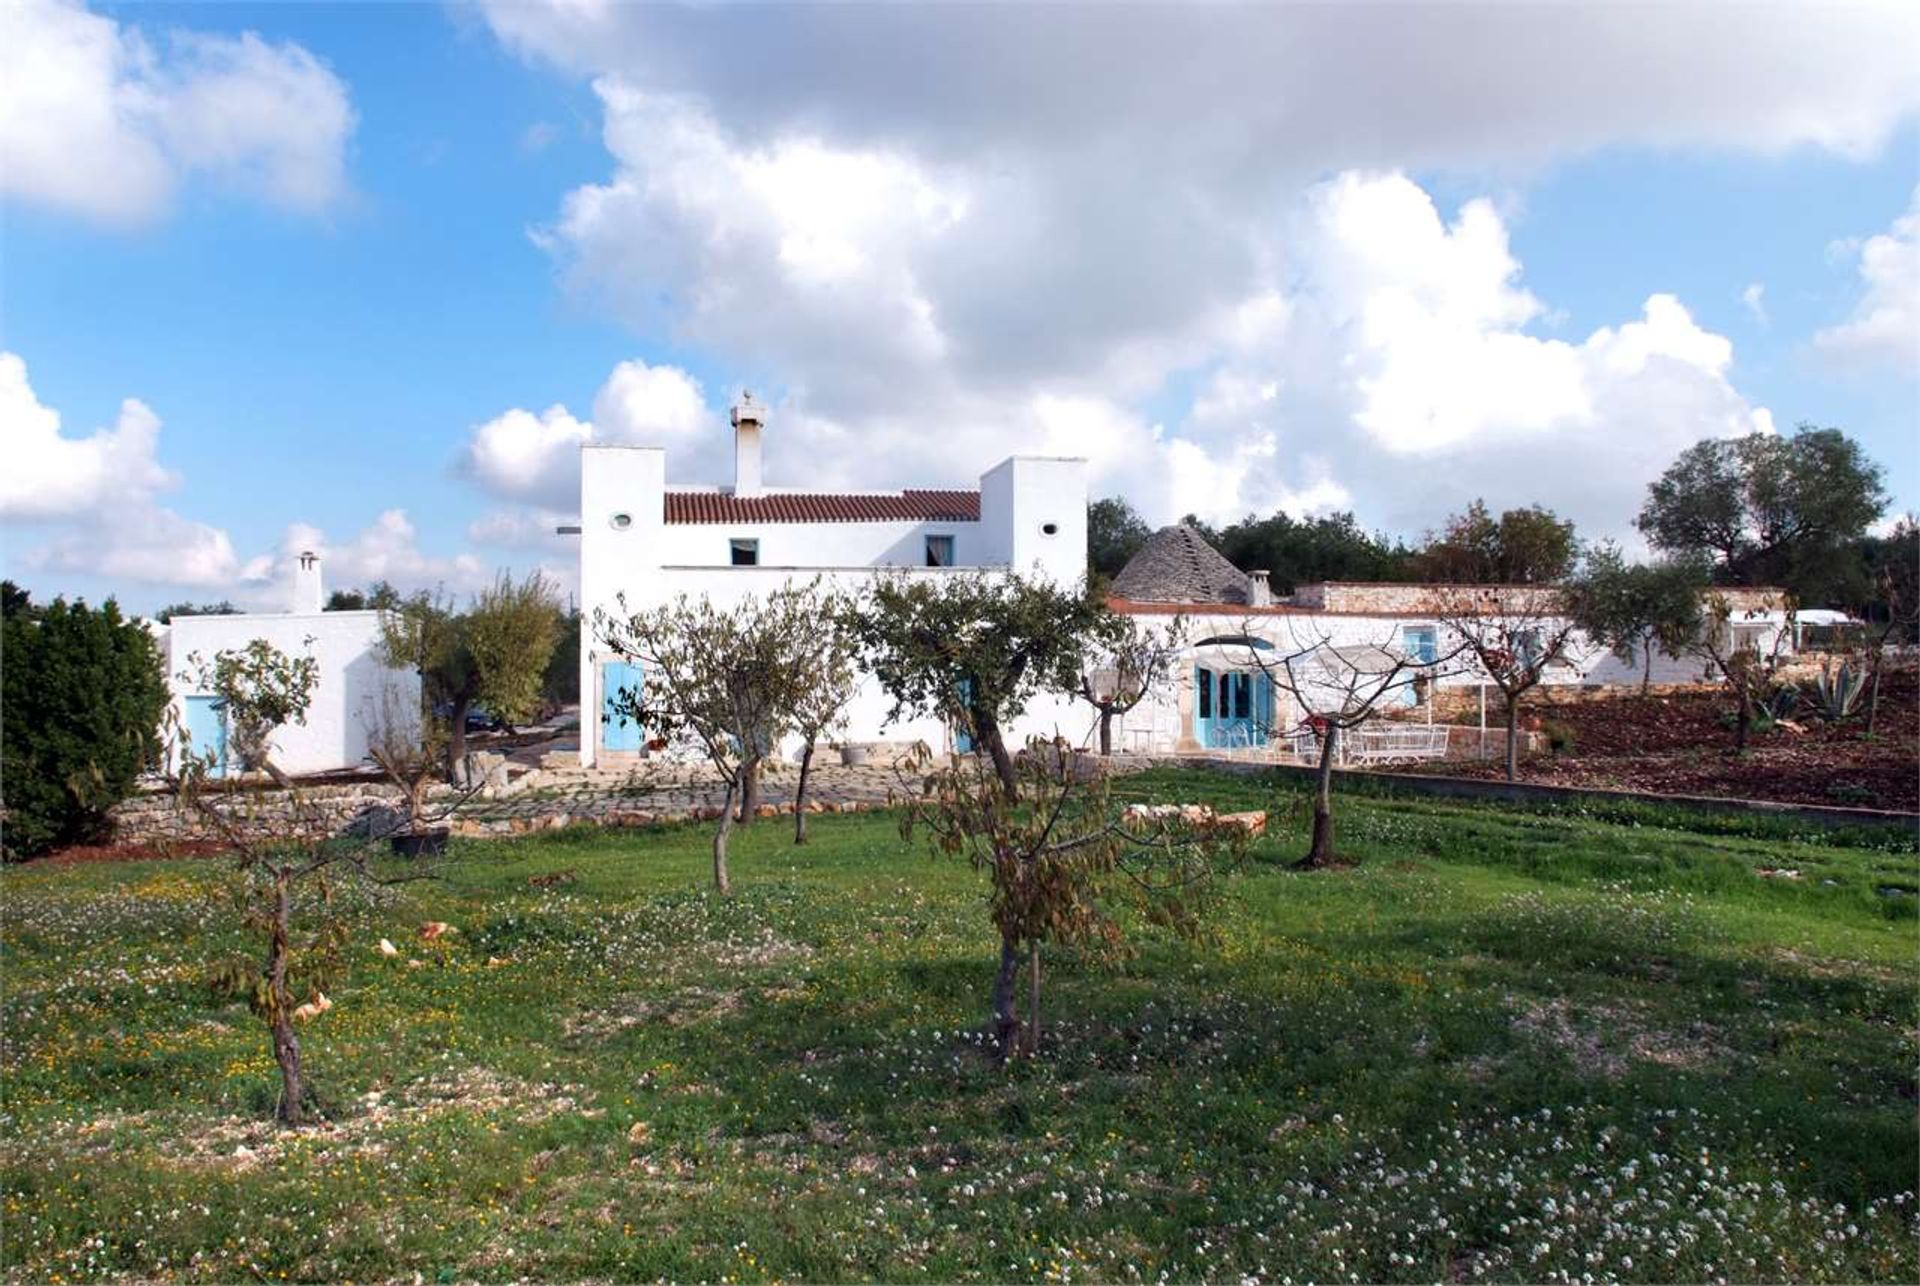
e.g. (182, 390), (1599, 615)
(1540, 718), (1576, 755)
(1, 583), (170, 858)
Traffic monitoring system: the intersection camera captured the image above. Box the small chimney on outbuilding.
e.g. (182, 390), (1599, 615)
(731, 392), (764, 498)
(1249, 569), (1272, 608)
(292, 550), (324, 615)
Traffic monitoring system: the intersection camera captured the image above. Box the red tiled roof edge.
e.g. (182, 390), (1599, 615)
(664, 489), (981, 525)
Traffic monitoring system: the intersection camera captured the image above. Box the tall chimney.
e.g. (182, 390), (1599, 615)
(731, 392), (764, 498)
(1249, 569), (1272, 608)
(292, 550), (324, 615)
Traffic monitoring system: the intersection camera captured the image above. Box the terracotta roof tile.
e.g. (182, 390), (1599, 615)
(664, 489), (980, 525)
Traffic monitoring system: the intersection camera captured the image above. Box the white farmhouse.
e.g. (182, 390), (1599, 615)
(157, 553), (419, 777)
(1102, 523), (1794, 758)
(574, 395), (1092, 767)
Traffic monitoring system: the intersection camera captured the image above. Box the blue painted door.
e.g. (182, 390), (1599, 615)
(184, 695), (228, 778)
(1194, 665), (1215, 746)
(1196, 668), (1269, 748)
(953, 677), (975, 753)
(602, 661), (645, 752)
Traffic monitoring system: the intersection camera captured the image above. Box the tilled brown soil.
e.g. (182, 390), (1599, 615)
(1429, 667), (1919, 811)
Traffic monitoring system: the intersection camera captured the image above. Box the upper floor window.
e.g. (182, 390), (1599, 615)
(1401, 624), (1437, 663)
(925, 534), (956, 567)
(730, 538), (759, 566)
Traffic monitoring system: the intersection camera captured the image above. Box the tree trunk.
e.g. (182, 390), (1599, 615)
(446, 694), (472, 784)
(1734, 685), (1752, 753)
(712, 779), (737, 895)
(1098, 703), (1114, 757)
(990, 933), (1021, 1061)
(268, 873), (303, 1126)
(1297, 724), (1338, 870)
(1504, 695), (1521, 782)
(1866, 649), (1884, 738)
(792, 740), (815, 845)
(735, 756), (761, 825)
(977, 711), (1020, 801)
(1641, 638), (1654, 695)
(1026, 940), (1042, 1057)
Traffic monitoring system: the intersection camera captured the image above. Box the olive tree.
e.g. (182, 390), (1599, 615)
(594, 582), (826, 894)
(1636, 425), (1886, 602)
(1563, 543), (1709, 693)
(900, 735), (1245, 1061)
(844, 571), (1124, 800)
(377, 572), (564, 782)
(1433, 587), (1588, 781)
(1072, 614), (1186, 756)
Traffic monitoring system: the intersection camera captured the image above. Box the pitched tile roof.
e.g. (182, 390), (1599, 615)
(663, 489), (981, 525)
(1109, 523), (1252, 605)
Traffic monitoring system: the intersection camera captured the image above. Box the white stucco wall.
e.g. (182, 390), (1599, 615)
(1105, 605), (1794, 754)
(165, 610), (420, 777)
(574, 443), (1092, 766)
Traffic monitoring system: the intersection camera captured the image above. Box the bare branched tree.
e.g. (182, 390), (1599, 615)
(789, 593), (860, 845)
(1073, 614), (1186, 755)
(1227, 623), (1461, 869)
(1432, 587), (1590, 781)
(1682, 592), (1795, 752)
(899, 734), (1246, 1062)
(594, 582), (827, 894)
(361, 685), (456, 846)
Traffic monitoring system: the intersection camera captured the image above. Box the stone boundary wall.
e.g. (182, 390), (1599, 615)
(109, 755), (1156, 846)
(1176, 756), (1918, 831)
(1287, 582), (1783, 617)
(1424, 682), (1719, 723)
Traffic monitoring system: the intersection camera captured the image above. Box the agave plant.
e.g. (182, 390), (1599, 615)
(1809, 659), (1868, 722)
(1756, 682), (1801, 724)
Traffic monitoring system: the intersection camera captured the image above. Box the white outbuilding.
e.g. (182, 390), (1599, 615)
(157, 553), (419, 777)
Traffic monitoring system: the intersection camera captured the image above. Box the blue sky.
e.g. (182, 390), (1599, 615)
(3, 2), (1915, 613)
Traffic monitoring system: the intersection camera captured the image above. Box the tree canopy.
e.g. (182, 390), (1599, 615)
(1562, 543), (1710, 692)
(843, 571), (1123, 798)
(376, 571), (565, 778)
(1415, 500), (1578, 584)
(1213, 510), (1415, 591)
(595, 581), (838, 892)
(1636, 425), (1887, 604)
(1087, 496), (1153, 580)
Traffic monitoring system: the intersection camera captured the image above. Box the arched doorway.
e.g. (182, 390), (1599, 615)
(1191, 636), (1275, 750)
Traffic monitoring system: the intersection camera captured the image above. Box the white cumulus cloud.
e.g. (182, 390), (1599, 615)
(460, 358), (718, 510)
(0, 0), (355, 224)
(1814, 189), (1920, 369)
(0, 351), (179, 519)
(457, 5), (1898, 540)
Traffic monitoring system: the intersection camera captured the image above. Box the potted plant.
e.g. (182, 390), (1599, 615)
(365, 689), (452, 856)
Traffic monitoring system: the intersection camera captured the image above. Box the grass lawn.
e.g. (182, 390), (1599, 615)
(3, 768), (1916, 1283)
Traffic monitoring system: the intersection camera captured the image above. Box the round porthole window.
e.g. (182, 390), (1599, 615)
(610, 512), (633, 531)
(1041, 521), (1060, 536)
